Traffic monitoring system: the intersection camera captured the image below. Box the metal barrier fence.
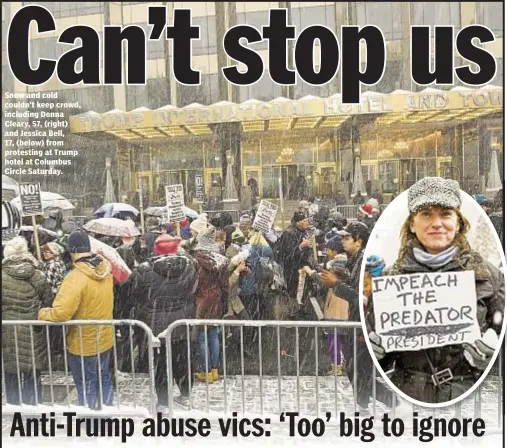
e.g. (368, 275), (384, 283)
(2, 318), (503, 429)
(159, 319), (504, 427)
(335, 204), (389, 220)
(2, 320), (159, 417)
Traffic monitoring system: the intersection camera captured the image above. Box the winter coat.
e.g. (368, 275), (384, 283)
(331, 249), (364, 324)
(366, 241), (505, 403)
(193, 250), (229, 320)
(3, 254), (53, 374)
(238, 244), (274, 297)
(129, 252), (198, 341)
(38, 255), (114, 357)
(276, 224), (314, 297)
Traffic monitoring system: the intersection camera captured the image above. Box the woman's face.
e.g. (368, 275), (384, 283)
(410, 206), (460, 254)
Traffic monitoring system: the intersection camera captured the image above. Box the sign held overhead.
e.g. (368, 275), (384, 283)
(19, 182), (43, 216)
(165, 184), (185, 222)
(253, 200), (278, 233)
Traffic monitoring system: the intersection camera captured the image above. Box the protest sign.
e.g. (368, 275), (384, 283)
(372, 271), (481, 352)
(19, 182), (43, 216)
(253, 200), (278, 233)
(165, 184), (185, 222)
(195, 174), (204, 203)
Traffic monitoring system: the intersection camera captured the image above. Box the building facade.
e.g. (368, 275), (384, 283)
(2, 2), (504, 205)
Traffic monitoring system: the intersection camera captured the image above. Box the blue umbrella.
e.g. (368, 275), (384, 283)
(94, 203), (139, 218)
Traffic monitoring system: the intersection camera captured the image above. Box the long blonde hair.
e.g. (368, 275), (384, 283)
(396, 208), (471, 266)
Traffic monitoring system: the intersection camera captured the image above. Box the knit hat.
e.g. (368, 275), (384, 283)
(190, 213), (209, 235)
(67, 229), (91, 254)
(408, 177), (461, 213)
(326, 235), (343, 253)
(43, 241), (65, 256)
(298, 200), (310, 209)
(231, 229), (246, 245)
(365, 255), (386, 278)
(3, 236), (29, 258)
(358, 203), (373, 218)
(293, 211), (307, 224)
(239, 214), (252, 226)
(153, 234), (181, 255)
(338, 221), (370, 244)
(195, 226), (219, 252)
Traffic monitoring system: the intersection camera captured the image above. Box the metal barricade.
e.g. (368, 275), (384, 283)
(335, 205), (360, 220)
(2, 319), (159, 417)
(159, 319), (503, 427)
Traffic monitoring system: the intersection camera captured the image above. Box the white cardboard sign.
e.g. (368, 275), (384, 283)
(253, 200), (278, 233)
(165, 184), (185, 222)
(372, 271), (481, 352)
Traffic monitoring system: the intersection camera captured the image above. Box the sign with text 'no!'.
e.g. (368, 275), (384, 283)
(253, 200), (278, 233)
(19, 183), (43, 216)
(165, 184), (185, 222)
(373, 271), (480, 352)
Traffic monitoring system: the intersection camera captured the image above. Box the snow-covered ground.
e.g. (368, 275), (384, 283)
(3, 373), (503, 447)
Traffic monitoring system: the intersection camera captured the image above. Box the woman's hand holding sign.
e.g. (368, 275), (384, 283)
(463, 328), (498, 371)
(368, 332), (386, 361)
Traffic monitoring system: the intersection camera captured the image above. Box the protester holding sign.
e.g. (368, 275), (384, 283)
(366, 177), (505, 404)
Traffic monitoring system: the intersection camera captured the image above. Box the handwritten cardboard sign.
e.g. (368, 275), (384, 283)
(253, 200), (278, 233)
(165, 184), (185, 222)
(372, 271), (480, 352)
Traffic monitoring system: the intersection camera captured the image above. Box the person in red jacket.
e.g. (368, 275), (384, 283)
(191, 227), (229, 383)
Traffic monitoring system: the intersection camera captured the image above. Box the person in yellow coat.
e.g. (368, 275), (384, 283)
(39, 229), (114, 410)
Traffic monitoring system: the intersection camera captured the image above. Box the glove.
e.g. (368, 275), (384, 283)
(463, 328), (498, 371)
(369, 332), (386, 361)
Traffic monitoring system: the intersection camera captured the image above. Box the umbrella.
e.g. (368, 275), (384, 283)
(84, 218), (141, 237)
(11, 192), (75, 212)
(144, 205), (199, 220)
(94, 203), (139, 218)
(2, 175), (19, 187)
(89, 236), (132, 284)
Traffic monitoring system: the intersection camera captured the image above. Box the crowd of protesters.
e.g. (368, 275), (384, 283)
(1, 186), (502, 415)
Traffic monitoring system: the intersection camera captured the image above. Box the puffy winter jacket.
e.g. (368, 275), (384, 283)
(193, 250), (229, 319)
(129, 252), (198, 340)
(3, 254), (52, 373)
(38, 255), (114, 356)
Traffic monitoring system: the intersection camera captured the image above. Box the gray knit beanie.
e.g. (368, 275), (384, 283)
(408, 177), (462, 213)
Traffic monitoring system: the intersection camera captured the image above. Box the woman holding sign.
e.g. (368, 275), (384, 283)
(366, 177), (504, 404)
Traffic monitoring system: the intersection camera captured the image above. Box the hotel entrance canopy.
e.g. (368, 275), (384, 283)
(69, 85), (502, 141)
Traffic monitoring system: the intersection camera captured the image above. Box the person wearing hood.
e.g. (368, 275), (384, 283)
(128, 234), (198, 411)
(38, 229), (115, 410)
(275, 211), (314, 298)
(191, 227), (229, 384)
(3, 237), (52, 405)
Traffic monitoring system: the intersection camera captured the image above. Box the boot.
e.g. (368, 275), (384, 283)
(327, 364), (344, 376)
(195, 371), (214, 383)
(211, 368), (220, 381)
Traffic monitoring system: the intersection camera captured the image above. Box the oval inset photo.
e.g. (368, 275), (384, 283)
(360, 177), (505, 407)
